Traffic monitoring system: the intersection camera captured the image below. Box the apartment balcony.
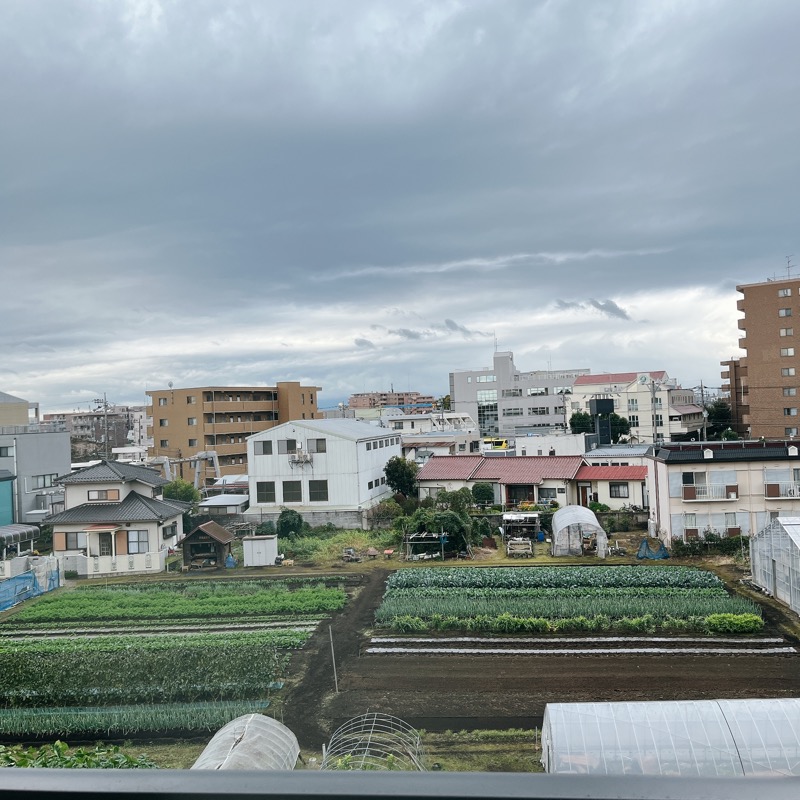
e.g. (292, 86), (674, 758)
(205, 421), (263, 435)
(682, 484), (738, 501)
(738, 336), (747, 348)
(765, 482), (800, 499)
(737, 318), (746, 330)
(202, 400), (279, 414)
(202, 442), (246, 456)
(721, 382), (731, 393)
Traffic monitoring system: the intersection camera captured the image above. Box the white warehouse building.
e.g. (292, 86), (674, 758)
(245, 419), (402, 529)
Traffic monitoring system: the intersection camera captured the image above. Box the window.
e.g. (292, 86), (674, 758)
(654, 414), (663, 426)
(88, 489), (120, 501)
(162, 522), (177, 540)
(781, 328), (794, 337)
(653, 397), (662, 408)
(127, 530), (149, 554)
(779, 288), (792, 297)
(725, 512), (737, 527)
(187, 417), (197, 426)
(528, 407), (549, 415)
(786, 427), (798, 436)
(610, 482), (630, 498)
(65, 532), (81, 550)
(627, 399), (638, 411)
(254, 441), (273, 455)
(782, 348), (796, 356)
(784, 388), (797, 396)
(368, 480), (374, 489)
(186, 395), (196, 404)
(0, 446), (12, 457)
(33, 474), (58, 489)
(779, 308), (793, 317)
(502, 407), (523, 416)
(160, 439), (169, 448)
(159, 419), (168, 427)
(684, 513), (697, 527)
(527, 387), (548, 396)
(783, 367), (797, 376)
(476, 389), (497, 402)
(476, 374), (496, 382)
(307, 439), (326, 453)
(282, 480), (302, 502)
(502, 388), (522, 397)
(784, 408), (798, 416)
(158, 398), (167, 406)
(256, 481), (275, 503)
(188, 438), (197, 447)
(393, 421), (403, 430)
(309, 480), (328, 501)
(278, 439), (297, 454)
(538, 487), (557, 502)
(629, 414), (639, 427)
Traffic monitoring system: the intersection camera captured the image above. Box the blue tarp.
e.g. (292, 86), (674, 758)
(636, 538), (670, 560)
(0, 562), (61, 612)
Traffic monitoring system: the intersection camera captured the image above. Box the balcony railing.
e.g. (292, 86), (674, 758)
(765, 482), (800, 499)
(682, 484), (738, 501)
(3, 770), (799, 800)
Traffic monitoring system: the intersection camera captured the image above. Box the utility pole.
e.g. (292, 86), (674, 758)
(93, 393), (110, 459)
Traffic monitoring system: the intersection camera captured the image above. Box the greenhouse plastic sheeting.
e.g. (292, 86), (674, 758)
(750, 517), (800, 616)
(551, 505), (607, 558)
(191, 714), (299, 771)
(541, 698), (800, 777)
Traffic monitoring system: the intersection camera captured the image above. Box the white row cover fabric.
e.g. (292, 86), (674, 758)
(542, 698), (800, 777)
(191, 714), (299, 771)
(750, 516), (800, 616)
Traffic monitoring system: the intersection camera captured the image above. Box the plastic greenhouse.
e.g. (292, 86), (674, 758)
(541, 699), (800, 776)
(191, 714), (299, 770)
(551, 505), (607, 558)
(750, 516), (800, 616)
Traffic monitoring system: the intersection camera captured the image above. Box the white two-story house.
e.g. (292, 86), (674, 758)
(245, 419), (401, 529)
(45, 461), (187, 578)
(649, 441), (800, 544)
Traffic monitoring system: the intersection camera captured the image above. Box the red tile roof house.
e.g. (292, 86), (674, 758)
(416, 455), (585, 508)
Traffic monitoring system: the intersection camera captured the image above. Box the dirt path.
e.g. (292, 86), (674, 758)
(280, 568), (390, 748)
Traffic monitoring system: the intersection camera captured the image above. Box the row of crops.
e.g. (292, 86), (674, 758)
(376, 567), (764, 634)
(0, 578), (346, 739)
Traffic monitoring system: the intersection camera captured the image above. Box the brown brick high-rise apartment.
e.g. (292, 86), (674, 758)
(722, 277), (800, 439)
(146, 382), (321, 480)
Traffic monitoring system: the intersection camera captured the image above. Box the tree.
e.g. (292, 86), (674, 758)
(436, 395), (451, 411)
(705, 398), (734, 439)
(433, 487), (473, 514)
(569, 411), (630, 443)
(569, 411), (594, 434)
(276, 508), (305, 538)
(471, 482), (495, 506)
(162, 478), (201, 508)
(383, 456), (419, 497)
(366, 498), (403, 529)
(162, 478), (201, 531)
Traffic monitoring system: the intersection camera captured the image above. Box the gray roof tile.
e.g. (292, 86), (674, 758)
(57, 460), (168, 487)
(45, 492), (185, 525)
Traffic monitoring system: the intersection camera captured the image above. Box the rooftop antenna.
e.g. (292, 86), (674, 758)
(787, 255), (796, 280)
(493, 332), (498, 353)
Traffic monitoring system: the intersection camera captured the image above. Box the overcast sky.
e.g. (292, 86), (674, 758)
(4, 1), (800, 413)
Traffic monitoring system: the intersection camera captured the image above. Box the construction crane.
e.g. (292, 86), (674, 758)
(149, 451), (221, 489)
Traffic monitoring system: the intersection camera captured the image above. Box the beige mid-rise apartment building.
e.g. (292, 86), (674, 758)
(347, 390), (436, 412)
(146, 382), (321, 479)
(722, 277), (800, 439)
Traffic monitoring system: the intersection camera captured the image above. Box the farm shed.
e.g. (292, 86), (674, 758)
(541, 698), (800, 777)
(192, 714), (299, 770)
(750, 516), (800, 615)
(242, 534), (279, 567)
(180, 521), (234, 570)
(551, 505), (607, 558)
(198, 493), (249, 517)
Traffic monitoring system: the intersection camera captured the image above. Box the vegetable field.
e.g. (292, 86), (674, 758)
(375, 566), (764, 634)
(0, 577), (348, 739)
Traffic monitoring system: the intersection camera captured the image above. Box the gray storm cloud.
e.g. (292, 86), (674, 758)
(1, 1), (798, 408)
